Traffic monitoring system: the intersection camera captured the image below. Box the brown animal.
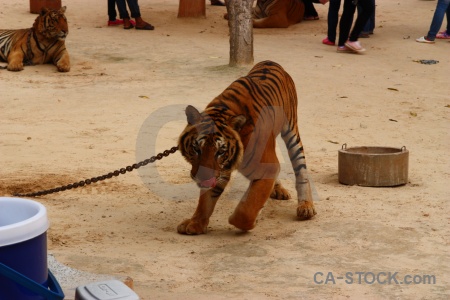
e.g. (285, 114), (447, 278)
(177, 61), (316, 235)
(225, 0), (305, 28)
(253, 0), (305, 28)
(0, 7), (70, 72)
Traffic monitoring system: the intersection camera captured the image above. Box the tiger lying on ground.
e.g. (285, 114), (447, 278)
(0, 6), (70, 72)
(224, 0), (305, 28)
(252, 0), (305, 28)
(178, 60), (316, 235)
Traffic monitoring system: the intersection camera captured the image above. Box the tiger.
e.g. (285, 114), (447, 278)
(252, 0), (305, 28)
(0, 6), (70, 72)
(224, 0), (305, 28)
(177, 60), (316, 235)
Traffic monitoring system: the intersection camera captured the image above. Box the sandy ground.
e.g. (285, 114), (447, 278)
(1, 0), (449, 299)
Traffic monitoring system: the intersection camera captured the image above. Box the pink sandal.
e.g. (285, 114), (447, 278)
(336, 45), (353, 53)
(345, 40), (366, 53)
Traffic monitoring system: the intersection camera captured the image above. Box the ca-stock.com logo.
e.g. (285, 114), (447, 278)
(313, 271), (436, 285)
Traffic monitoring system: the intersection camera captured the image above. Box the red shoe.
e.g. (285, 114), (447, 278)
(108, 19), (124, 26)
(436, 31), (450, 39)
(322, 37), (335, 46)
(108, 19), (136, 26)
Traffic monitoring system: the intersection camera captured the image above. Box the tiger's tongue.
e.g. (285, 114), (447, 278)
(200, 177), (216, 188)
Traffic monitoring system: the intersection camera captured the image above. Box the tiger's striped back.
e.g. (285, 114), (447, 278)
(206, 60), (307, 179)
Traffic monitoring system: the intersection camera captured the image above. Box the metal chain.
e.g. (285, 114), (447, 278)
(13, 146), (179, 198)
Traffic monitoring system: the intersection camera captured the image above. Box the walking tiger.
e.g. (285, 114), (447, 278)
(178, 60), (316, 235)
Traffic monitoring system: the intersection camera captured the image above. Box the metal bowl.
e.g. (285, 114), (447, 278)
(338, 144), (409, 187)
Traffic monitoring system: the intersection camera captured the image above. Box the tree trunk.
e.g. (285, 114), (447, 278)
(178, 0), (205, 18)
(226, 0), (254, 67)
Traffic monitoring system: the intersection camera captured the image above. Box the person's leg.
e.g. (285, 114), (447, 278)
(357, 0), (374, 34)
(304, 0), (319, 19)
(338, 0), (356, 46)
(108, 0), (117, 21)
(447, 3), (450, 32)
(446, 3), (450, 33)
(426, 0), (450, 40)
(125, 0), (154, 30)
(125, 0), (141, 18)
(356, 1), (367, 36)
(116, 0), (130, 19)
(348, 0), (375, 42)
(367, 0), (376, 33)
(447, 3), (450, 33)
(327, 0), (341, 42)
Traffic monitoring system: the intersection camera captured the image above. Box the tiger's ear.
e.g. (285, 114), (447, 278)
(229, 115), (246, 131)
(185, 105), (202, 125)
(60, 6), (67, 14)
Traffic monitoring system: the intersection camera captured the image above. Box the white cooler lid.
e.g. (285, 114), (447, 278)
(0, 197), (49, 247)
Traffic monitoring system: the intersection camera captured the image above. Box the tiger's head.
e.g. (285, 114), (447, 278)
(179, 105), (246, 189)
(33, 6), (68, 41)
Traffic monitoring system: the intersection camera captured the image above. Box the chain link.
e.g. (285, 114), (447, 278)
(13, 146), (179, 198)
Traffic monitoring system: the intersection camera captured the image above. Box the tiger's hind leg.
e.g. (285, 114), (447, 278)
(270, 179), (291, 200)
(281, 126), (317, 219)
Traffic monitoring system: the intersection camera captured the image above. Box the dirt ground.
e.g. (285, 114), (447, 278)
(1, 0), (449, 299)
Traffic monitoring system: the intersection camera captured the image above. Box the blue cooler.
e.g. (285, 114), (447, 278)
(0, 197), (64, 300)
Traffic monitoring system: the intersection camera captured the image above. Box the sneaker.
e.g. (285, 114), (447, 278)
(436, 31), (450, 39)
(322, 37), (335, 46)
(416, 36), (435, 43)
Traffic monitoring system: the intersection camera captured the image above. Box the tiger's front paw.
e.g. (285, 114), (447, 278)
(7, 62), (24, 72)
(177, 219), (207, 235)
(297, 200), (317, 220)
(56, 62), (70, 72)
